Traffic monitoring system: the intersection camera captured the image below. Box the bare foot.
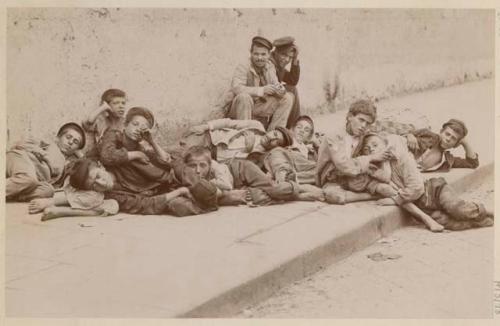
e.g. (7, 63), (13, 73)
(428, 222), (445, 233)
(28, 198), (54, 214)
(41, 207), (60, 222)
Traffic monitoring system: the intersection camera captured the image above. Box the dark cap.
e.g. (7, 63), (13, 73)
(273, 36), (295, 50)
(125, 107), (155, 128)
(188, 179), (218, 212)
(57, 122), (86, 150)
(442, 119), (468, 139)
(69, 158), (96, 190)
(275, 126), (294, 147)
(252, 36), (273, 51)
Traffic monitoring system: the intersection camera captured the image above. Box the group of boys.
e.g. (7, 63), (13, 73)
(6, 35), (493, 232)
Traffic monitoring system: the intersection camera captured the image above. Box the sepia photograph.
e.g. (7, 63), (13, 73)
(2, 1), (497, 321)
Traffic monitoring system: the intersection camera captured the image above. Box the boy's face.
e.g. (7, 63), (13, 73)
(275, 48), (295, 68)
(124, 115), (151, 142)
(260, 129), (285, 150)
(362, 135), (387, 155)
(439, 126), (461, 149)
(57, 128), (83, 156)
(86, 163), (114, 192)
(183, 155), (211, 186)
(250, 45), (270, 69)
(347, 113), (374, 137)
(292, 119), (313, 143)
(107, 96), (126, 118)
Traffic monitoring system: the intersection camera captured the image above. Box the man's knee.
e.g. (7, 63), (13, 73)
(280, 92), (294, 107)
(233, 93), (254, 106)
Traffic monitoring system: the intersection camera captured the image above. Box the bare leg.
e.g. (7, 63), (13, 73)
(41, 206), (102, 222)
(402, 202), (444, 232)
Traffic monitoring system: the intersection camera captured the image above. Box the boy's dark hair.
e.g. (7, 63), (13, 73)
(183, 146), (212, 164)
(101, 89), (126, 104)
(348, 100), (377, 123)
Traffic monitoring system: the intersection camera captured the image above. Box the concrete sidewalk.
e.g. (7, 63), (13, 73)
(4, 80), (495, 318)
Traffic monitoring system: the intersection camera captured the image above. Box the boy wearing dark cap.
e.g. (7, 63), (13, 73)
(6, 122), (86, 201)
(95, 106), (174, 194)
(227, 36), (294, 130)
(404, 118), (479, 172)
(270, 36), (302, 128)
(82, 88), (127, 152)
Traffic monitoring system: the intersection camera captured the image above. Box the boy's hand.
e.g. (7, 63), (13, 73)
(140, 130), (154, 144)
(263, 85), (277, 96)
(405, 133), (419, 151)
(369, 149), (395, 163)
(100, 102), (112, 113)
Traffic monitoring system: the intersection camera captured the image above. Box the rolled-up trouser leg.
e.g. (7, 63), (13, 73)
(228, 93), (253, 120)
(438, 184), (485, 221)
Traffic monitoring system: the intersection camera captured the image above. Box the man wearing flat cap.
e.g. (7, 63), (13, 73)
(227, 36), (294, 131)
(270, 36), (302, 128)
(403, 118), (479, 172)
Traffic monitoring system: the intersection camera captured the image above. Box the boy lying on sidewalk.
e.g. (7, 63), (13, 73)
(29, 157), (219, 221)
(403, 119), (479, 172)
(349, 133), (493, 231)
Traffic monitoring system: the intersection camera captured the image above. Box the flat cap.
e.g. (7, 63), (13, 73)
(273, 36), (295, 49)
(252, 36), (273, 51)
(57, 122), (86, 150)
(442, 118), (468, 138)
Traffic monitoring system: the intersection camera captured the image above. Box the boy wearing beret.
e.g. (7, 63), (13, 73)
(6, 122), (86, 201)
(270, 36), (302, 128)
(404, 118), (479, 172)
(94, 106), (174, 194)
(227, 36), (294, 130)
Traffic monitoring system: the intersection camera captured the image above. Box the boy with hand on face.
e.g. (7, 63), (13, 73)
(83, 89), (128, 152)
(95, 107), (173, 195)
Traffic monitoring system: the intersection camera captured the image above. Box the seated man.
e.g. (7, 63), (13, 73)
(95, 106), (173, 194)
(226, 36), (294, 130)
(361, 133), (493, 231)
(6, 122), (86, 201)
(403, 118), (479, 172)
(29, 157), (218, 221)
